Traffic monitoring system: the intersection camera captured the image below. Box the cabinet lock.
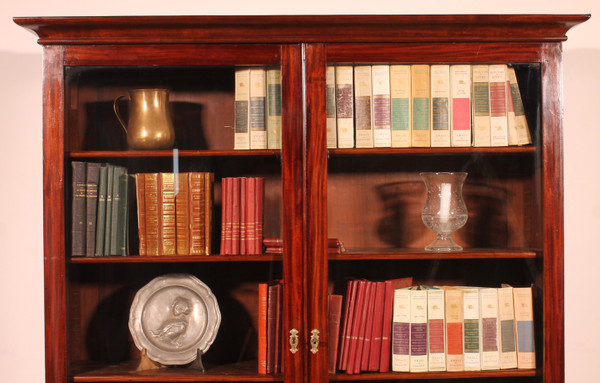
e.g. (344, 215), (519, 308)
(310, 329), (320, 354)
(289, 328), (299, 354)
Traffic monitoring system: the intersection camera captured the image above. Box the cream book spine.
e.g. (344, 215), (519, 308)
(326, 66), (338, 148)
(234, 68), (251, 150)
(472, 65), (491, 147)
(354, 65), (374, 148)
(463, 288), (481, 371)
(335, 66), (355, 148)
(409, 289), (428, 372)
(390, 65), (411, 147)
(480, 288), (501, 370)
(427, 288), (446, 372)
(444, 288), (464, 372)
(391, 288), (411, 372)
(489, 64), (509, 147)
(450, 64), (472, 147)
(498, 286), (518, 369)
(411, 64), (431, 147)
(513, 286), (536, 369)
(249, 68), (267, 149)
(266, 68), (282, 149)
(430, 64), (451, 147)
(506, 73), (518, 146)
(372, 65), (391, 147)
(507, 66), (532, 145)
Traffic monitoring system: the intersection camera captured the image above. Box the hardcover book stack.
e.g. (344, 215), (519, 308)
(134, 172), (213, 256)
(220, 177), (264, 255)
(263, 237), (345, 255)
(326, 64), (531, 149)
(329, 281), (536, 374)
(234, 67), (282, 150)
(258, 280), (284, 374)
(71, 161), (129, 257)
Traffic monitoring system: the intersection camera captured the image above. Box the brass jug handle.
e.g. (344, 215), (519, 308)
(113, 95), (129, 134)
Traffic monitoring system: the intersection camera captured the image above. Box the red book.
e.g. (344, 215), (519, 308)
(338, 280), (358, 371)
(328, 294), (343, 373)
(273, 281), (283, 374)
(231, 177), (241, 254)
(346, 280), (367, 374)
(359, 281), (377, 372)
(255, 177), (264, 254)
(368, 281), (386, 371)
(266, 281), (278, 373)
(258, 282), (268, 374)
(220, 177), (230, 255)
(246, 177), (256, 254)
(239, 177), (247, 255)
(379, 277), (413, 372)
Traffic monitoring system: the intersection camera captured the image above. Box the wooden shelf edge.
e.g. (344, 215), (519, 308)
(329, 146), (536, 156)
(329, 249), (539, 260)
(329, 368), (537, 381)
(69, 149), (281, 158)
(70, 254), (282, 263)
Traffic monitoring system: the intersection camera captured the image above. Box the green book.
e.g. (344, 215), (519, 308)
(85, 162), (101, 256)
(110, 166), (127, 256)
(103, 164), (114, 255)
(94, 164), (108, 256)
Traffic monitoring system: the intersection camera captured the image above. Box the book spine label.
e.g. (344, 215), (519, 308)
(390, 65), (411, 148)
(335, 66), (354, 148)
(326, 66), (338, 148)
(450, 64), (472, 147)
(472, 65), (491, 147)
(430, 64), (451, 147)
(411, 65), (431, 147)
(354, 65), (373, 148)
(250, 68), (267, 149)
(372, 65), (391, 147)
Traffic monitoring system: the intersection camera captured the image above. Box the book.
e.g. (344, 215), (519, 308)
(220, 177), (231, 255)
(472, 65), (491, 147)
(372, 64), (391, 147)
(430, 64), (451, 147)
(239, 178), (247, 255)
(250, 68), (267, 149)
(498, 285), (518, 369)
(114, 167), (129, 256)
(103, 164), (114, 255)
(234, 68), (251, 149)
(409, 288), (428, 372)
(480, 287), (501, 370)
(254, 177), (264, 255)
(444, 287), (464, 371)
(335, 66), (354, 148)
(231, 177), (241, 254)
(266, 281), (281, 374)
(390, 65), (411, 148)
(359, 281), (376, 372)
(157, 172), (176, 256)
(244, 177), (255, 255)
(144, 173), (160, 256)
(346, 280), (368, 374)
(354, 65), (373, 148)
(273, 281), (283, 374)
(391, 288), (411, 372)
(189, 172), (213, 256)
(489, 64), (509, 146)
(328, 294), (344, 373)
(507, 66), (532, 145)
(95, 164), (109, 256)
(380, 277), (413, 372)
(258, 282), (268, 374)
(71, 161), (86, 257)
(367, 281), (386, 371)
(85, 162), (101, 256)
(410, 64), (431, 147)
(506, 72), (518, 146)
(513, 286), (535, 369)
(338, 280), (358, 371)
(463, 287), (481, 371)
(175, 172), (190, 255)
(326, 66), (338, 148)
(109, 166), (128, 256)
(266, 68), (282, 149)
(449, 64), (472, 147)
(427, 288), (446, 371)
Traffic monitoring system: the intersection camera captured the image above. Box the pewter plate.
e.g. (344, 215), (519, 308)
(128, 274), (221, 365)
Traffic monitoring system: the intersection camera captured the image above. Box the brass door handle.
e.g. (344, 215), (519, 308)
(289, 329), (299, 354)
(310, 329), (320, 354)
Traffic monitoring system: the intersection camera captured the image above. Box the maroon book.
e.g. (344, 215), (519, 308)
(368, 281), (386, 371)
(328, 294), (343, 373)
(231, 177), (241, 254)
(338, 280), (357, 371)
(254, 177), (264, 255)
(360, 281), (377, 372)
(346, 280), (367, 374)
(239, 177), (247, 255)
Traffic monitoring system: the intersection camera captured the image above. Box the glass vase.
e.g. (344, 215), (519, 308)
(420, 172), (468, 252)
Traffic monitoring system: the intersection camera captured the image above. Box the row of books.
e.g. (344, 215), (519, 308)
(258, 280), (283, 374)
(326, 64), (532, 149)
(329, 280), (535, 374)
(71, 162), (129, 256)
(134, 172), (213, 256)
(220, 177), (264, 255)
(234, 67), (282, 150)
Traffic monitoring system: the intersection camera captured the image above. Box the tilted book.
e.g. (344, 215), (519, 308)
(498, 285), (518, 369)
(250, 68), (268, 149)
(489, 64), (509, 146)
(430, 64), (451, 147)
(326, 66), (338, 148)
(513, 286), (535, 369)
(266, 68), (282, 149)
(411, 64), (431, 147)
(234, 68), (251, 150)
(338, 280), (358, 371)
(390, 65), (411, 148)
(391, 288), (411, 372)
(335, 66), (355, 148)
(507, 66), (532, 146)
(346, 280), (368, 374)
(354, 65), (374, 148)
(372, 65), (392, 147)
(480, 287), (501, 370)
(463, 288), (481, 371)
(409, 289), (428, 372)
(472, 65), (491, 147)
(450, 64), (472, 147)
(328, 294), (344, 373)
(427, 288), (446, 371)
(367, 281), (386, 371)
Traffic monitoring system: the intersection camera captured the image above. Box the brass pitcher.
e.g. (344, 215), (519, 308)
(113, 88), (175, 150)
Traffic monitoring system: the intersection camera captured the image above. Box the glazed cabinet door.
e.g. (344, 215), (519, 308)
(42, 42), (306, 383)
(305, 41), (558, 382)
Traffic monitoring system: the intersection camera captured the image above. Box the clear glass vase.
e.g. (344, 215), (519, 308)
(420, 172), (468, 252)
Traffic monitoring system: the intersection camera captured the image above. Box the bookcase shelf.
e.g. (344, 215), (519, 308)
(16, 13), (588, 383)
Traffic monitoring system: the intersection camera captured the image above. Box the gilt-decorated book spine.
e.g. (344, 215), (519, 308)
(203, 173), (213, 256)
(246, 177), (256, 255)
(158, 172), (176, 256)
(339, 280), (358, 371)
(144, 173), (160, 256)
(71, 161), (87, 257)
(189, 173), (207, 255)
(134, 173), (146, 256)
(368, 281), (386, 371)
(239, 177), (247, 255)
(175, 172), (190, 255)
(231, 177), (241, 254)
